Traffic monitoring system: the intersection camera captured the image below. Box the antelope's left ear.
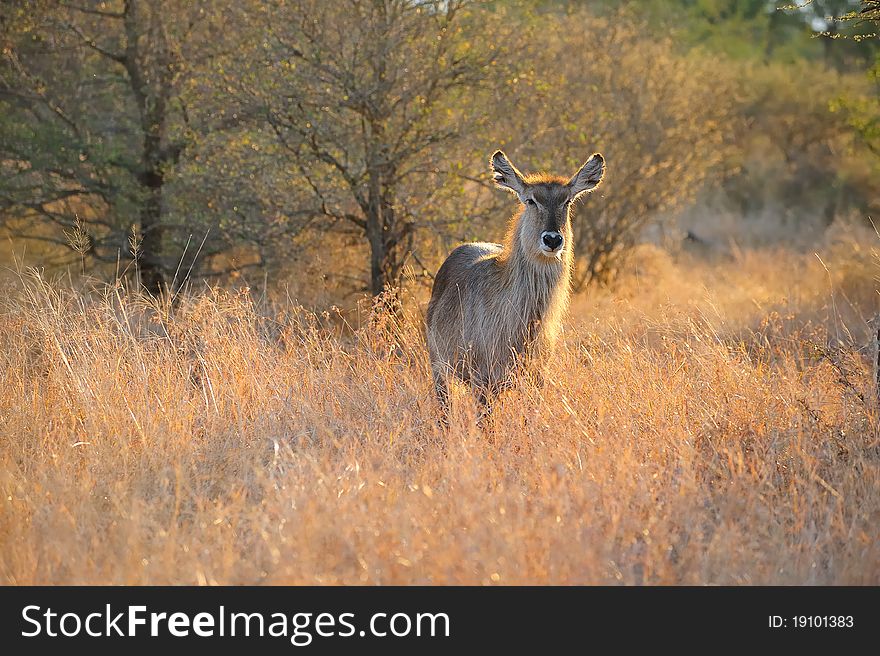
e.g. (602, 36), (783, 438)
(567, 153), (605, 201)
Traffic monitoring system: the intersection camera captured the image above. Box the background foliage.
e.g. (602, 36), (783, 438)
(1, 0), (878, 299)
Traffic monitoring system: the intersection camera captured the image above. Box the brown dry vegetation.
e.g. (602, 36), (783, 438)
(1, 227), (878, 585)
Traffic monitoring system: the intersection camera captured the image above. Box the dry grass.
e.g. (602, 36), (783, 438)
(1, 238), (878, 585)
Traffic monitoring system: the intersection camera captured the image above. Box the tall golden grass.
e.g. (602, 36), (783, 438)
(0, 235), (878, 585)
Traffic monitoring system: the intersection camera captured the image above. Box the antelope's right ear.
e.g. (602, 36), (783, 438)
(490, 150), (527, 200)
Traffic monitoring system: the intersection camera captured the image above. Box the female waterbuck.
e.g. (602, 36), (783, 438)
(426, 149), (606, 417)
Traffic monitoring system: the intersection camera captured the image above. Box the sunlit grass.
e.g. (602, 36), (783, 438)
(0, 238), (877, 585)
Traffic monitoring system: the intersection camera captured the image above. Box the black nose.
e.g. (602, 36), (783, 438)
(542, 232), (563, 250)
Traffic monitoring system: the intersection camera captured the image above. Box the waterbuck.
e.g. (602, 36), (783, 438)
(426, 149), (606, 417)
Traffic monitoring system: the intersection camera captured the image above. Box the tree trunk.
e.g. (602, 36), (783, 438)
(137, 160), (166, 296)
(875, 313), (880, 409)
(822, 24), (838, 69)
(124, 0), (170, 296)
(367, 195), (409, 297)
(366, 166), (386, 296)
(367, 222), (385, 296)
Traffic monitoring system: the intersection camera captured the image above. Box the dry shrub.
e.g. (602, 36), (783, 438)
(497, 9), (735, 290)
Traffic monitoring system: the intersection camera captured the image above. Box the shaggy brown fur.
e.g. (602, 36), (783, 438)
(426, 150), (605, 417)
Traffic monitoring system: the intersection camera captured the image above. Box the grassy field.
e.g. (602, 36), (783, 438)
(1, 230), (878, 585)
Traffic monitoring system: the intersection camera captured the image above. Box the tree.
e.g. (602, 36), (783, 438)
(0, 0), (245, 294)
(1, 1), (182, 293)
(490, 10), (736, 288)
(237, 0), (502, 296)
(830, 2), (880, 180)
(855, 0), (880, 24)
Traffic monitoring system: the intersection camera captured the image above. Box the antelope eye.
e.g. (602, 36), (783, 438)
(525, 199), (536, 206)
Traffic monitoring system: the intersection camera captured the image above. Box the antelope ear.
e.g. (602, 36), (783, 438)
(490, 150), (527, 200)
(568, 153), (605, 201)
